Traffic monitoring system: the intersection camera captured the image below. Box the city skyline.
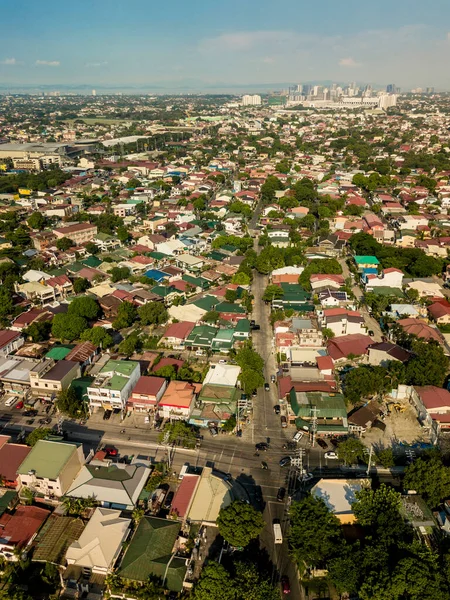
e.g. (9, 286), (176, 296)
(1, 0), (450, 90)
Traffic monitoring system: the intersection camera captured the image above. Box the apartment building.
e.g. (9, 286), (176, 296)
(54, 223), (98, 245)
(87, 359), (140, 413)
(29, 359), (81, 399)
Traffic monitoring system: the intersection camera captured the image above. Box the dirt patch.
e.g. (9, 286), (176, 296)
(361, 404), (429, 449)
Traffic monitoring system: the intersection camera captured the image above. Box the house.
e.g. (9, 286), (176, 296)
(32, 514), (86, 567)
(54, 223), (98, 245)
(127, 376), (167, 413)
(289, 389), (348, 434)
(311, 479), (369, 524)
(348, 402), (382, 436)
(367, 342), (411, 366)
(354, 255), (380, 272)
(320, 308), (365, 338)
(190, 365), (241, 428)
(428, 301), (450, 325)
(0, 330), (24, 357)
(406, 280), (444, 299)
(395, 318), (443, 344)
(65, 507), (131, 575)
(159, 321), (195, 349)
(310, 274), (345, 291)
(29, 359), (81, 399)
(158, 381), (199, 420)
(66, 456), (151, 510)
(327, 334), (373, 362)
(185, 325), (218, 350)
(87, 359), (140, 413)
(65, 341), (98, 367)
(118, 516), (187, 593)
(15, 281), (57, 306)
(409, 386), (450, 443)
(363, 268), (403, 291)
(0, 505), (50, 561)
(17, 440), (85, 497)
(0, 437), (31, 488)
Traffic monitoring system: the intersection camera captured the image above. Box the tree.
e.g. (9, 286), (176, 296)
(232, 271), (251, 286)
(56, 237), (73, 251)
(138, 302), (168, 326)
(117, 225), (131, 244)
(68, 296), (100, 320)
(112, 301), (137, 329)
(376, 448), (395, 468)
(289, 496), (342, 568)
(342, 365), (393, 404)
(159, 421), (197, 448)
(203, 310), (219, 323)
(56, 387), (87, 418)
(352, 484), (406, 543)
(154, 365), (177, 380)
(0, 286), (13, 324)
(328, 544), (362, 596)
(73, 277), (90, 294)
(337, 437), (367, 465)
(108, 266), (130, 283)
(26, 428), (52, 446)
(321, 327), (335, 340)
(217, 500), (264, 547)
(225, 289), (237, 303)
(27, 212), (46, 230)
(52, 313), (87, 341)
(80, 326), (113, 348)
(406, 340), (448, 387)
(119, 332), (141, 357)
(233, 561), (280, 600)
(85, 242), (99, 255)
(404, 452), (450, 507)
(262, 284), (284, 302)
(192, 563), (235, 600)
(24, 321), (52, 342)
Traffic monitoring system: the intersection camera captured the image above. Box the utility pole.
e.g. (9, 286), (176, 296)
(366, 446), (374, 476)
(310, 406), (319, 448)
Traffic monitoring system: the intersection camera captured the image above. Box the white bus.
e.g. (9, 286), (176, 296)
(273, 519), (283, 544)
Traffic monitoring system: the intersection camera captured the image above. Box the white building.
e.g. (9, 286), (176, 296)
(87, 359), (140, 413)
(242, 94), (262, 106)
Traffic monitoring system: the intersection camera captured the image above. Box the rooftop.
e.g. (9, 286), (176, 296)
(17, 440), (80, 480)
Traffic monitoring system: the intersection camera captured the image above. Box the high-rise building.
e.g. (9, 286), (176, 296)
(92, 89), (97, 96)
(242, 94), (262, 106)
(386, 84), (396, 93)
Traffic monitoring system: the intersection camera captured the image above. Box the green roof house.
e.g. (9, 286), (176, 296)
(118, 517), (187, 592)
(354, 255), (380, 272)
(17, 440), (84, 497)
(289, 389), (348, 435)
(185, 325), (218, 349)
(87, 359), (140, 413)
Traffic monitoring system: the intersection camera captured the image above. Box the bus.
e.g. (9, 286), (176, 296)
(273, 519), (283, 544)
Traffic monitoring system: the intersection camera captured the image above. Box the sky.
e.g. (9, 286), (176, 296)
(1, 0), (450, 91)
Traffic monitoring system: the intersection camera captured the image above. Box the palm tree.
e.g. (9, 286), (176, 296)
(132, 508), (145, 524)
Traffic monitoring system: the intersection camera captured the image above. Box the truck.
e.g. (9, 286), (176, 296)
(273, 519), (283, 544)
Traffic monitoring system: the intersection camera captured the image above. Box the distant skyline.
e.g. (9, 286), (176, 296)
(1, 0), (450, 90)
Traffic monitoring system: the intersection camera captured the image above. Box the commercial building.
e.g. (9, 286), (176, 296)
(242, 94), (262, 106)
(29, 359), (81, 399)
(54, 223), (98, 246)
(87, 359), (140, 413)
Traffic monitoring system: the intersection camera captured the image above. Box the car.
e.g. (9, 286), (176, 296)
(279, 456), (291, 468)
(144, 416), (150, 424)
(251, 324), (261, 331)
(252, 390), (257, 397)
(104, 446), (118, 456)
(163, 491), (174, 509)
(250, 319), (255, 326)
(38, 417), (51, 425)
(103, 410), (112, 421)
(23, 410), (37, 417)
(273, 405), (281, 415)
(270, 374), (276, 383)
(368, 329), (375, 336)
(324, 451), (339, 459)
(316, 438), (328, 449)
(293, 431), (304, 443)
(209, 427), (218, 437)
(280, 415), (287, 428)
(281, 576), (291, 595)
(15, 401), (24, 410)
(264, 383), (270, 391)
(218, 359), (227, 364)
(330, 437), (339, 447)
(255, 442), (269, 451)
(26, 418), (35, 425)
(276, 487), (286, 502)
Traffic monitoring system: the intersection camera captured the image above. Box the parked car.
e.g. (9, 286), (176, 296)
(264, 383), (270, 391)
(164, 491), (174, 510)
(273, 405), (281, 415)
(255, 442), (269, 451)
(324, 451), (339, 459)
(270, 374), (276, 383)
(38, 417), (52, 425)
(368, 330), (375, 336)
(317, 438), (328, 449)
(104, 446), (118, 456)
(280, 415), (287, 428)
(209, 427), (218, 437)
(23, 410), (37, 417)
(251, 324), (260, 331)
(218, 359), (227, 364)
(281, 576), (291, 595)
(330, 438), (339, 447)
(103, 410), (112, 421)
(279, 456), (291, 468)
(293, 431), (303, 443)
(15, 401), (24, 410)
(276, 487), (286, 502)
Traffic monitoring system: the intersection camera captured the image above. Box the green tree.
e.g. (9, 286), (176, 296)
(231, 271), (251, 286)
(342, 365), (393, 404)
(68, 296), (100, 320)
(23, 321), (52, 342)
(117, 225), (131, 244)
(119, 332), (141, 357)
(203, 310), (220, 323)
(217, 500), (265, 547)
(112, 301), (137, 329)
(85, 241), (99, 255)
(56, 387), (87, 418)
(404, 452), (450, 507)
(73, 277), (90, 294)
(138, 302), (168, 326)
(0, 286), (13, 324)
(262, 284), (284, 302)
(51, 313), (87, 341)
(328, 544), (361, 596)
(27, 212), (46, 230)
(192, 563), (235, 600)
(108, 266), (130, 283)
(26, 428), (52, 446)
(225, 289), (237, 303)
(159, 421), (197, 448)
(154, 365), (177, 380)
(289, 496), (343, 569)
(352, 484), (406, 543)
(56, 237), (73, 251)
(321, 327), (335, 340)
(376, 448), (395, 468)
(80, 326), (113, 348)
(336, 437), (367, 465)
(406, 340), (448, 387)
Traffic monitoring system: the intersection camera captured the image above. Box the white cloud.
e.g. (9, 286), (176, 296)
(1, 58), (17, 65)
(35, 60), (60, 67)
(339, 57), (361, 68)
(85, 61), (108, 68)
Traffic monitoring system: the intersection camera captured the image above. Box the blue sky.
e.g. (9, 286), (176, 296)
(1, 0), (450, 89)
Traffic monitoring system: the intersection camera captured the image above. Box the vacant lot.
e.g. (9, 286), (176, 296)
(362, 403), (429, 449)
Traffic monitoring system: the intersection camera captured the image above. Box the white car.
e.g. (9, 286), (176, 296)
(144, 416), (150, 424)
(292, 431), (303, 443)
(218, 359), (227, 364)
(324, 451), (339, 460)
